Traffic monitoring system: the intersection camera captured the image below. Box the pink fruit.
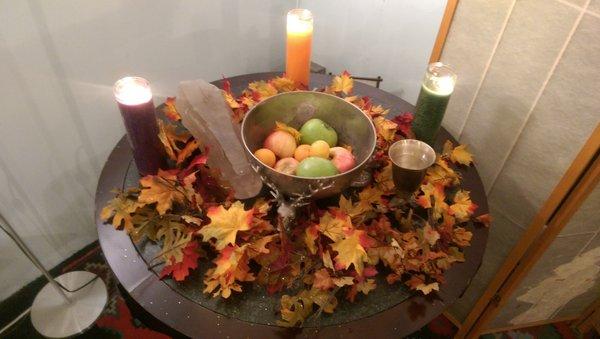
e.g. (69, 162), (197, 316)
(329, 147), (356, 173)
(264, 131), (297, 158)
(274, 157), (299, 175)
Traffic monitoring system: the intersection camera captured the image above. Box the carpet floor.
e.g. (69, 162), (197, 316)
(1, 243), (596, 339)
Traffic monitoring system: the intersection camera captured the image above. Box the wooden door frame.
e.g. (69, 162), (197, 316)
(456, 124), (600, 338)
(429, 0), (459, 63)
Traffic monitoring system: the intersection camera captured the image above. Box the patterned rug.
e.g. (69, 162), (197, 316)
(1, 243), (595, 338)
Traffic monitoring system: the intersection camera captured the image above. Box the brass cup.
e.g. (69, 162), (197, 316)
(388, 139), (436, 195)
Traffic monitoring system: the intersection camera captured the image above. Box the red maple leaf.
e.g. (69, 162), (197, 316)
(392, 112), (414, 137)
(160, 241), (201, 281)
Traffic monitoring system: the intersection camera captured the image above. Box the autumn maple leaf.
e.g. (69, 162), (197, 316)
(391, 112), (414, 137)
(331, 229), (375, 275)
(157, 120), (192, 162)
(203, 244), (255, 298)
(270, 76), (297, 92)
(329, 71), (353, 94)
(425, 158), (460, 187)
(160, 241), (200, 281)
(317, 210), (351, 242)
(374, 161), (395, 193)
(373, 116), (398, 142)
(448, 190), (478, 222)
(452, 227), (473, 247)
(248, 80), (278, 99)
(416, 182), (449, 220)
(475, 213), (492, 227)
(198, 201), (253, 250)
(443, 141), (474, 166)
(313, 268), (334, 290)
(138, 170), (186, 215)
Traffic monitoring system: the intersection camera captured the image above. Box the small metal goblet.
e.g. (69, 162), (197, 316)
(388, 139), (436, 196)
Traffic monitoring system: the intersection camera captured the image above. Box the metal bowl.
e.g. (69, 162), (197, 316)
(241, 91), (377, 199)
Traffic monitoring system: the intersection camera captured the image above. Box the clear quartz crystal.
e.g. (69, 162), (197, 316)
(175, 79), (263, 199)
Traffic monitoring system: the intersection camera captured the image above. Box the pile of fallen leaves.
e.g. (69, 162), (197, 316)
(101, 72), (490, 326)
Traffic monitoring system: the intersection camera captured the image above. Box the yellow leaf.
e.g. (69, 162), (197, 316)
(322, 250), (335, 270)
(451, 144), (474, 166)
(198, 201), (253, 250)
(138, 170), (185, 215)
(452, 227), (473, 247)
(449, 190), (478, 222)
(270, 76), (297, 92)
(222, 91), (241, 109)
(203, 244), (255, 298)
(317, 211), (350, 242)
(416, 282), (439, 295)
(329, 71), (354, 94)
(415, 182), (449, 220)
(101, 192), (140, 231)
(275, 121), (302, 144)
(374, 161), (395, 193)
(373, 116), (398, 142)
(304, 225), (318, 255)
(331, 230), (372, 274)
(422, 223), (440, 246)
(248, 80), (278, 98)
(356, 278), (376, 295)
(425, 158), (460, 187)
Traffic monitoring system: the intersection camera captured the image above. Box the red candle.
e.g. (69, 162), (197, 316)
(114, 77), (165, 175)
(286, 9), (313, 88)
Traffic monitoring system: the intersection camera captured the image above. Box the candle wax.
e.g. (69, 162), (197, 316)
(118, 100), (165, 175)
(286, 11), (313, 88)
(412, 84), (451, 146)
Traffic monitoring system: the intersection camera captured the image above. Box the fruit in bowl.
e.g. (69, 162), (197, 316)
(256, 120), (356, 178)
(240, 91), (376, 199)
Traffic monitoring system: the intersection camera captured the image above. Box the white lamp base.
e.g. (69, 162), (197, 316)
(30, 271), (107, 338)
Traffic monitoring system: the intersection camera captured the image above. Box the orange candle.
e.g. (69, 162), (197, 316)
(286, 9), (313, 88)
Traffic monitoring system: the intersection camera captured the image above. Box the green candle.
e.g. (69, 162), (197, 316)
(412, 62), (456, 146)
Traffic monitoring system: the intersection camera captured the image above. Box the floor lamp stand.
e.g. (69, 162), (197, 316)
(0, 213), (107, 338)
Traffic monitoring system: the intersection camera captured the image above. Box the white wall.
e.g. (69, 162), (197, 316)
(0, 0), (444, 300)
(303, 0), (445, 104)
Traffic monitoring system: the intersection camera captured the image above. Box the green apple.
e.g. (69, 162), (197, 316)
(296, 157), (339, 177)
(299, 118), (338, 147)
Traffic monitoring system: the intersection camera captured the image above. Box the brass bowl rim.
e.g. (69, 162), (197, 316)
(240, 90), (377, 180)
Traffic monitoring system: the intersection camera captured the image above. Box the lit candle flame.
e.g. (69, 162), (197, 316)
(287, 9), (313, 36)
(114, 76), (153, 105)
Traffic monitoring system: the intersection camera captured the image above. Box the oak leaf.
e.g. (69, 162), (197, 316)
(101, 191), (140, 231)
(155, 218), (193, 263)
(198, 201), (253, 250)
(138, 170), (186, 215)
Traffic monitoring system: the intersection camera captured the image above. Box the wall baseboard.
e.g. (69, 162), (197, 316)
(0, 240), (99, 331)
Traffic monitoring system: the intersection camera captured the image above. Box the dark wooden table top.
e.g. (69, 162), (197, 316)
(95, 72), (489, 338)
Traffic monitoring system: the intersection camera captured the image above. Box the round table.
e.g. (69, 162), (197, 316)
(95, 72), (489, 338)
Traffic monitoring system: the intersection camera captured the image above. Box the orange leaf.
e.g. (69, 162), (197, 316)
(422, 223), (440, 246)
(163, 97), (181, 121)
(198, 201), (253, 250)
(416, 182), (449, 220)
(203, 244), (255, 298)
(313, 268), (334, 290)
(448, 190), (478, 222)
(304, 224), (319, 255)
(222, 91), (241, 109)
(160, 241), (200, 281)
(451, 144), (474, 166)
(329, 71), (354, 94)
(138, 170), (185, 215)
(475, 213), (492, 227)
(452, 227), (473, 247)
(176, 140), (199, 165)
(100, 192), (140, 231)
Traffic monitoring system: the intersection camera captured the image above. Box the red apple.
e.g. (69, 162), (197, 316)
(329, 147), (356, 173)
